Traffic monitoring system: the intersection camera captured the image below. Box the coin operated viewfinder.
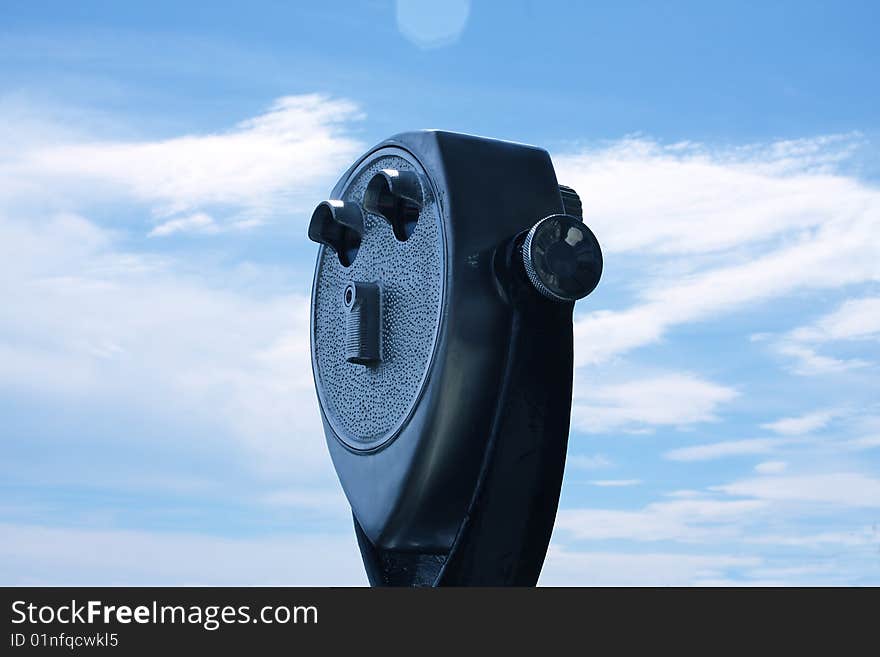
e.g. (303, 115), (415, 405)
(308, 131), (602, 586)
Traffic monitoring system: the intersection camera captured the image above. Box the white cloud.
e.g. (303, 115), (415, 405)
(754, 461), (788, 474)
(572, 372), (737, 433)
(540, 546), (760, 586)
(567, 454), (612, 470)
(790, 296), (880, 343)
(744, 527), (879, 547)
(262, 488), (350, 515)
(665, 489), (707, 499)
(148, 212), (219, 237)
(556, 135), (865, 257)
(0, 210), (328, 479)
(761, 409), (839, 435)
(714, 473), (880, 507)
(840, 435), (880, 451)
(664, 424), (878, 462)
(767, 296), (880, 374)
(3, 94), (364, 233)
(590, 479), (642, 487)
(556, 497), (766, 543)
(558, 137), (880, 366)
(0, 96), (369, 481)
(555, 469), (880, 584)
(0, 523), (366, 586)
(664, 438), (784, 462)
(773, 343), (868, 375)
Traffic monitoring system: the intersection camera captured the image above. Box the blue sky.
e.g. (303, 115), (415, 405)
(1, 1), (878, 585)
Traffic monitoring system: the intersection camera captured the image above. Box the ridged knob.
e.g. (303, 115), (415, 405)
(522, 214), (603, 302)
(558, 184), (583, 218)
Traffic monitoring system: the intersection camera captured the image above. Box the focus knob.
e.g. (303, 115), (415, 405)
(522, 213), (603, 302)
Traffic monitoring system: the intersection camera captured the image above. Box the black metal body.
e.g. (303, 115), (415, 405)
(309, 131), (598, 586)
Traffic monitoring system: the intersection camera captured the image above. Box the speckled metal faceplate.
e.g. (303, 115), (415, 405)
(311, 149), (445, 449)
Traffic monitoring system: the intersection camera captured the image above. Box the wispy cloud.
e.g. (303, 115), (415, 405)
(557, 497), (766, 542)
(3, 94), (364, 234)
(714, 473), (880, 507)
(572, 372), (737, 433)
(148, 212), (219, 237)
(761, 409), (841, 435)
(556, 135), (865, 257)
(541, 546), (760, 586)
(773, 342), (869, 375)
(840, 435), (880, 451)
(567, 454), (613, 470)
(664, 438), (786, 462)
(754, 461), (788, 474)
(0, 98), (368, 481)
(0, 523), (366, 586)
(555, 468), (880, 584)
(764, 296), (880, 374)
(1, 216), (328, 479)
(789, 296), (880, 343)
(556, 137), (880, 366)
